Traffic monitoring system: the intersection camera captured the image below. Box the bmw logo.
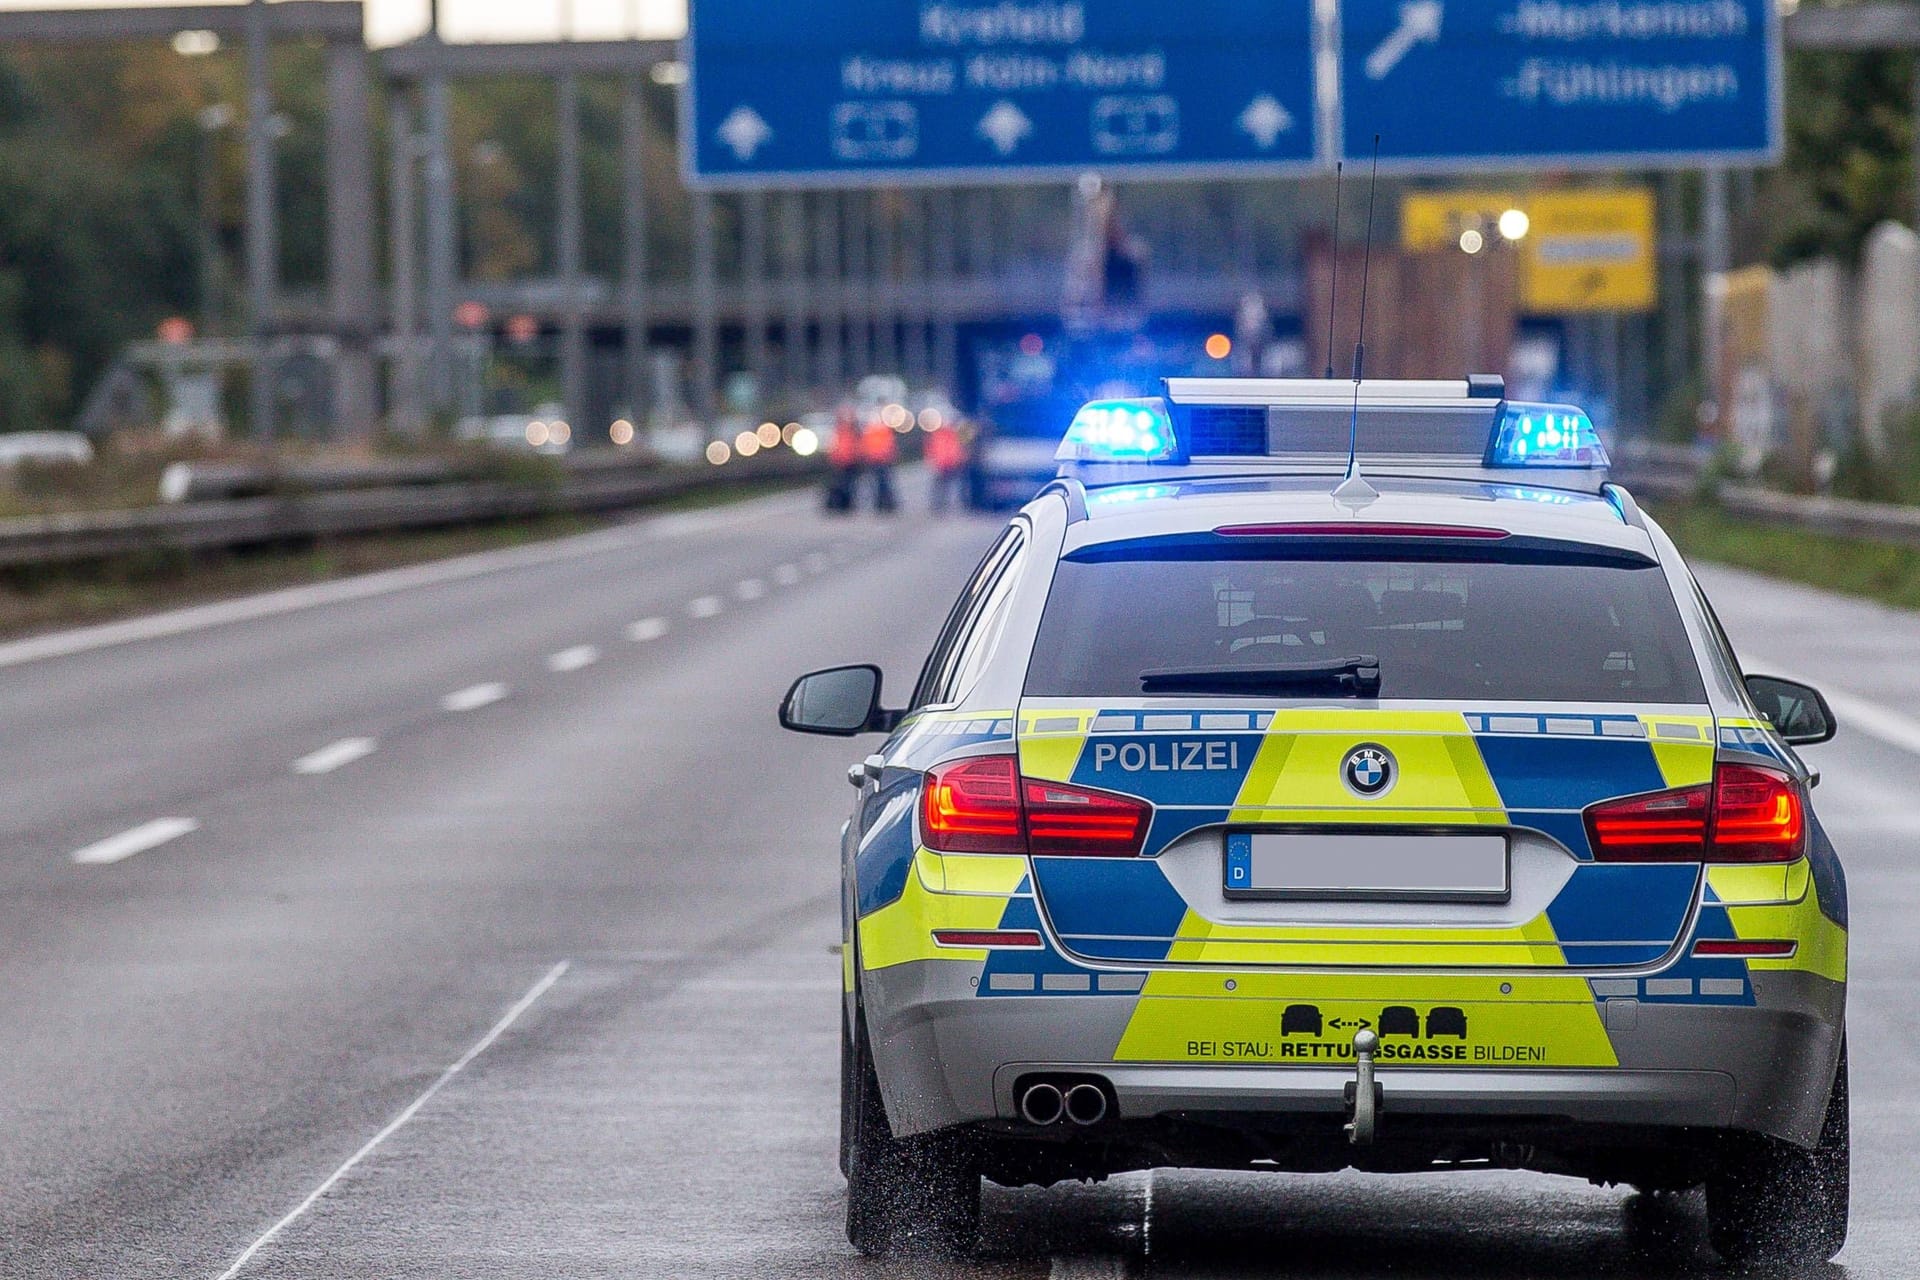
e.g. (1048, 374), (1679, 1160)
(1342, 745), (1396, 798)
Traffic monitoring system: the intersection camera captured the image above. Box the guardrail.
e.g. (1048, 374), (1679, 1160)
(1615, 443), (1920, 552)
(0, 450), (824, 569)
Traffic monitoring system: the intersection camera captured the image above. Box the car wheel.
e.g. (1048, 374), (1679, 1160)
(1707, 1040), (1849, 1268)
(844, 1003), (981, 1257)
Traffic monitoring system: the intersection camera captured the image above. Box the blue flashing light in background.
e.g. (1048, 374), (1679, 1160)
(1489, 404), (1609, 469)
(1056, 399), (1178, 464)
(1088, 483), (1180, 506)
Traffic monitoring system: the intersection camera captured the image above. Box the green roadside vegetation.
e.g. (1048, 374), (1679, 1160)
(0, 475), (808, 641)
(1651, 499), (1920, 612)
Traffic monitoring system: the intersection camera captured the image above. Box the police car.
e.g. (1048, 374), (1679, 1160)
(780, 377), (1848, 1266)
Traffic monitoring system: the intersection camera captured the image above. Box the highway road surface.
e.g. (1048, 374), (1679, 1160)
(2, 487), (1915, 1278)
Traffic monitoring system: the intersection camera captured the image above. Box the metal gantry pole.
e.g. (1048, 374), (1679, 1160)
(620, 72), (650, 428)
(691, 190), (718, 421)
(813, 192), (843, 393)
(780, 191), (809, 396)
(931, 187), (959, 396)
(874, 191), (900, 376)
(243, 0), (277, 440)
(387, 90), (422, 436)
(844, 191), (872, 378)
(557, 68), (587, 433)
(1701, 167), (1730, 421)
(325, 39), (377, 439)
(422, 67), (456, 417)
(741, 190), (770, 403)
(902, 192), (930, 385)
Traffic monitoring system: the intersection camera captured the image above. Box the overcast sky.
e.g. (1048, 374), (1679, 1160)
(0, 0), (689, 48)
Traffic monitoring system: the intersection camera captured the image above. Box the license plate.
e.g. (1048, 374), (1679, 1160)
(1224, 831), (1510, 902)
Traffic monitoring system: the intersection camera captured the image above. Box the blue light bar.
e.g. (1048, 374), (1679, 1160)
(1056, 398), (1178, 463)
(1488, 403), (1609, 469)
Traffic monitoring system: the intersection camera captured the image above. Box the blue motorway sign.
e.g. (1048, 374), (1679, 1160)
(1343, 0), (1781, 170)
(685, 0), (1319, 186)
(684, 1), (1782, 186)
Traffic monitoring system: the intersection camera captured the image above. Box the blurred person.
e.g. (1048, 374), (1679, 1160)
(926, 416), (970, 513)
(860, 411), (899, 513)
(824, 406), (862, 514)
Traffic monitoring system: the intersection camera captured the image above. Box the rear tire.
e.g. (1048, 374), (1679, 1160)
(1707, 1041), (1849, 1268)
(843, 1004), (981, 1257)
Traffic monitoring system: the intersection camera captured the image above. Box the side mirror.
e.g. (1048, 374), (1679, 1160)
(1745, 674), (1837, 747)
(779, 664), (900, 736)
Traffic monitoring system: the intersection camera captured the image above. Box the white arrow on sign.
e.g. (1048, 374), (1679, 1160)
(716, 105), (773, 162)
(1237, 94), (1295, 150)
(1365, 0), (1444, 81)
(977, 100), (1033, 157)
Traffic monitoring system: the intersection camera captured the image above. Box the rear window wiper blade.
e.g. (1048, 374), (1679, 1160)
(1139, 656), (1382, 697)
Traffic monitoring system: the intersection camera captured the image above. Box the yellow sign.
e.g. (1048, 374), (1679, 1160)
(1399, 188), (1657, 314)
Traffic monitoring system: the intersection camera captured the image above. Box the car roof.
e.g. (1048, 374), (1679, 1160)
(1058, 474), (1655, 556)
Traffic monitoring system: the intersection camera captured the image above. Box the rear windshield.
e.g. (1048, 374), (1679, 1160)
(1025, 551), (1707, 703)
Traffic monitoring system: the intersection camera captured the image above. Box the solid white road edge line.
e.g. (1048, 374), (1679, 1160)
(1746, 657), (1920, 758)
(292, 738), (377, 776)
(0, 491), (811, 674)
(625, 617), (667, 642)
(442, 682), (508, 713)
(689, 595), (723, 618)
(546, 644), (600, 673)
(210, 961), (571, 1280)
(71, 817), (199, 866)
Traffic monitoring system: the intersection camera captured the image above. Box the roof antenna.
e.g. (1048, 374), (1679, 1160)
(1333, 135), (1382, 509)
(1323, 161), (1343, 381)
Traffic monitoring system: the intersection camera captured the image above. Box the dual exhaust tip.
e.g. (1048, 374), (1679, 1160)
(1017, 1079), (1110, 1127)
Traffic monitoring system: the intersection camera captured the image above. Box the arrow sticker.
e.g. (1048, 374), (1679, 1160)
(1237, 94), (1295, 150)
(977, 100), (1033, 157)
(1365, 0), (1444, 81)
(717, 105), (773, 162)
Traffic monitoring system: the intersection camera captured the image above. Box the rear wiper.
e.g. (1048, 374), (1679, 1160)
(1139, 655), (1382, 697)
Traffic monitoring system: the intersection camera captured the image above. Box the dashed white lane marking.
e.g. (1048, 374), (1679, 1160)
(805, 552), (828, 574)
(1746, 657), (1920, 758)
(292, 737), (377, 776)
(736, 578), (766, 601)
(626, 617), (668, 643)
(211, 961), (571, 1280)
(689, 595), (723, 618)
(546, 644), (600, 673)
(71, 817), (199, 866)
(774, 563), (800, 586)
(442, 682), (508, 713)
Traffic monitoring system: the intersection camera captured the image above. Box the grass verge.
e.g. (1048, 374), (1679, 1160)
(0, 476), (807, 642)
(1651, 500), (1920, 611)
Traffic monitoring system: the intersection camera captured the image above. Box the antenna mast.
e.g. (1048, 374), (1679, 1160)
(1333, 136), (1382, 506)
(1323, 162), (1343, 380)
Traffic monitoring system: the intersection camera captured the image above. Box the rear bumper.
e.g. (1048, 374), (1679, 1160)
(863, 960), (1843, 1149)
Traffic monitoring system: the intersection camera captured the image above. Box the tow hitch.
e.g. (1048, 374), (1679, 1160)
(1343, 1029), (1381, 1146)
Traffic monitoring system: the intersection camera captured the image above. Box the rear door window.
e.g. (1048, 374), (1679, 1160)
(1025, 550), (1707, 703)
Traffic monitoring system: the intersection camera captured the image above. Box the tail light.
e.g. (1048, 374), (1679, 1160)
(921, 757), (1151, 857)
(1585, 763), (1805, 864)
(920, 756), (1024, 854)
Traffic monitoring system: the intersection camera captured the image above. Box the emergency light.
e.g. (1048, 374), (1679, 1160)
(1055, 398), (1177, 463)
(1488, 404), (1608, 469)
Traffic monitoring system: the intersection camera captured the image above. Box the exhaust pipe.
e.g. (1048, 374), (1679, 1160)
(1064, 1082), (1109, 1126)
(1017, 1081), (1065, 1126)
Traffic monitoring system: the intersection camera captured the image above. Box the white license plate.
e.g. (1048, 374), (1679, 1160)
(1224, 831), (1510, 902)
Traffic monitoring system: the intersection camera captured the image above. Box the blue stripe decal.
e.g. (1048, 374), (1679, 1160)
(853, 776), (921, 917)
(1068, 733), (1264, 807)
(1545, 862), (1699, 964)
(1031, 856), (1187, 960)
(1473, 734), (1668, 812)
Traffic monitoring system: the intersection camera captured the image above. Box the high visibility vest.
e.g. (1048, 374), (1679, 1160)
(861, 422), (899, 465)
(829, 423), (861, 466)
(927, 425), (966, 471)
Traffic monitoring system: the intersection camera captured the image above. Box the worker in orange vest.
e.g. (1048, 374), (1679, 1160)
(860, 413), (899, 513)
(926, 417), (969, 513)
(823, 406), (862, 514)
